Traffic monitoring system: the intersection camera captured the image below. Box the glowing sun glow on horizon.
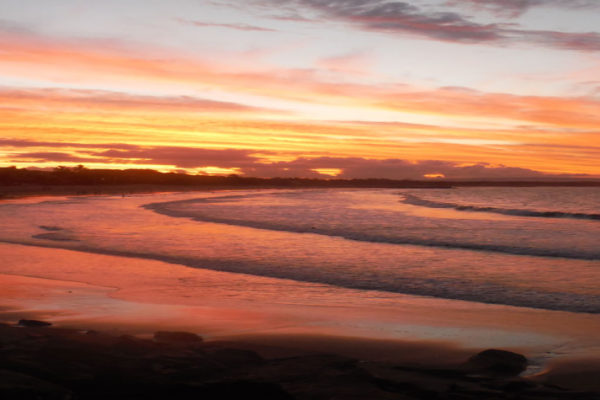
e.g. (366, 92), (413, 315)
(1, 0), (600, 180)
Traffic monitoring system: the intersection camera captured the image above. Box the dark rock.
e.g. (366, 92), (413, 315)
(440, 394), (480, 400)
(360, 362), (462, 393)
(18, 319), (52, 328)
(1, 323), (597, 400)
(485, 377), (538, 391)
(282, 366), (401, 400)
(244, 354), (355, 383)
(40, 337), (111, 361)
(112, 335), (156, 356)
(467, 349), (528, 375)
(71, 331), (120, 347)
(28, 328), (79, 338)
(522, 387), (600, 399)
(154, 331), (203, 343)
(205, 347), (265, 366)
(0, 369), (72, 400)
(453, 387), (506, 398)
(151, 354), (201, 371)
(0, 357), (62, 384)
(330, 395), (408, 400)
(394, 365), (467, 380)
(160, 354), (228, 381)
(70, 379), (294, 400)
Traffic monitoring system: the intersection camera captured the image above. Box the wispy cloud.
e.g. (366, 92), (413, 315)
(0, 139), (138, 150)
(2, 29), (600, 131)
(253, 0), (600, 52)
(177, 18), (277, 32)
(0, 87), (274, 113)
(96, 147), (262, 169)
(270, 0), (504, 43)
(0, 87), (283, 115)
(446, 0), (600, 18)
(374, 86), (600, 130)
(316, 51), (374, 75)
(4, 27), (600, 137)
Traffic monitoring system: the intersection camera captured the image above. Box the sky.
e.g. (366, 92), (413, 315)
(1, 0), (600, 180)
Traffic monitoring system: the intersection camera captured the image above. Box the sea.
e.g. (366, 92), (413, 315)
(1, 187), (599, 361)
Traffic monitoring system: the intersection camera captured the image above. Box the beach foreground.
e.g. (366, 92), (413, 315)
(1, 321), (599, 400)
(1, 272), (599, 400)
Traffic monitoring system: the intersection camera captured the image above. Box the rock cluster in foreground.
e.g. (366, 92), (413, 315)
(0, 322), (597, 400)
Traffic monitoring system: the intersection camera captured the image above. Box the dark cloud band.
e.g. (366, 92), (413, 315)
(3, 140), (589, 179)
(447, 0), (600, 18)
(256, 0), (600, 51)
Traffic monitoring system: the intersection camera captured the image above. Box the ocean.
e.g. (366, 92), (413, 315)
(1, 187), (599, 361)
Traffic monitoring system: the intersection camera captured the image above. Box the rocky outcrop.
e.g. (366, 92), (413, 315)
(0, 323), (597, 400)
(0, 369), (72, 400)
(466, 348), (528, 375)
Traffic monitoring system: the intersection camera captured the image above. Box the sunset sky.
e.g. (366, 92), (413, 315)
(1, 0), (600, 179)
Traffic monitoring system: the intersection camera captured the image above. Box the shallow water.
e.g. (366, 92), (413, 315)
(2, 188), (600, 311)
(0, 188), (599, 362)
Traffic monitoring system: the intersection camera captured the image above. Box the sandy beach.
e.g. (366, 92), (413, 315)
(1, 190), (599, 399)
(1, 272), (600, 399)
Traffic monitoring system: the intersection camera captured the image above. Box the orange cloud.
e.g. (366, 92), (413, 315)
(4, 139), (593, 180)
(2, 29), (600, 133)
(1, 29), (600, 176)
(0, 88), (280, 115)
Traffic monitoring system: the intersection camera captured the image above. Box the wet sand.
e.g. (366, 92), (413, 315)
(2, 243), (599, 349)
(1, 311), (599, 399)
(1, 258), (600, 397)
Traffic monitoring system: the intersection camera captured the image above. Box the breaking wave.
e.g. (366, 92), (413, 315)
(143, 197), (600, 260)
(401, 194), (600, 221)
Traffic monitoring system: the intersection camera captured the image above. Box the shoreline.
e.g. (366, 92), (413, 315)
(1, 191), (600, 398)
(3, 243), (600, 350)
(1, 266), (600, 394)
(0, 184), (287, 201)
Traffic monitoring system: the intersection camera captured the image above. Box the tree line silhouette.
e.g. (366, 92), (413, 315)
(1, 165), (599, 188)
